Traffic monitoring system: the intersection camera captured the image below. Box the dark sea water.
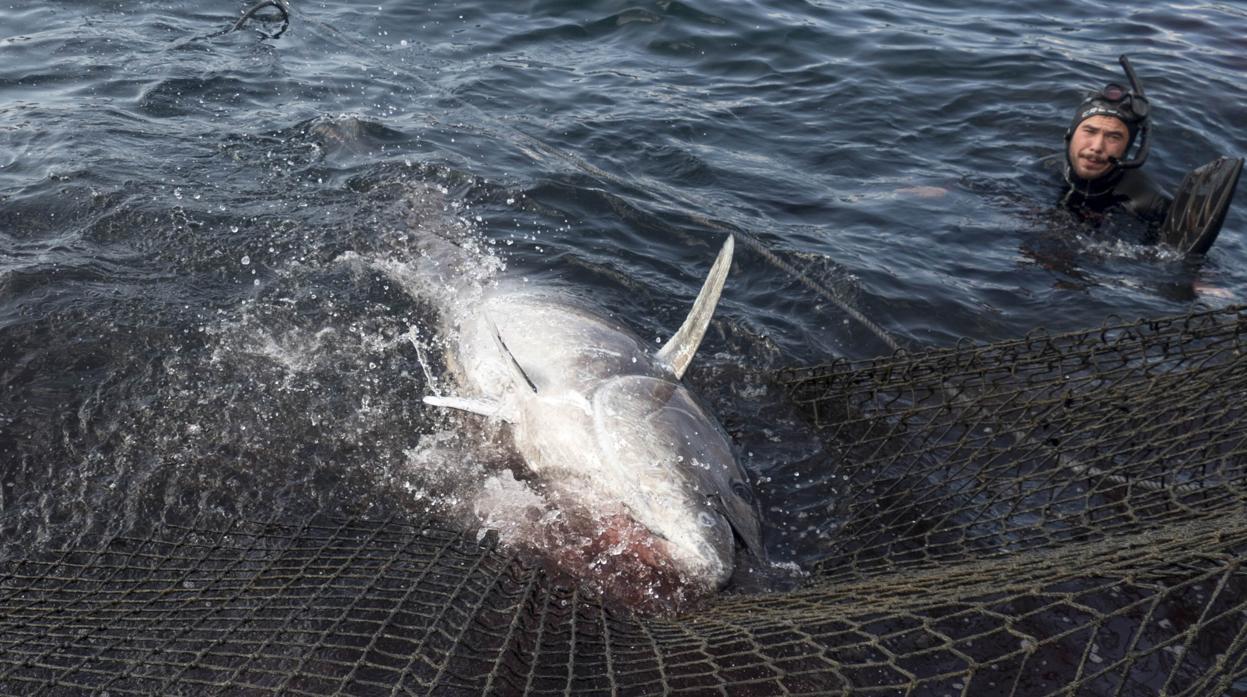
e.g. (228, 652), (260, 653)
(2, 1), (1246, 586)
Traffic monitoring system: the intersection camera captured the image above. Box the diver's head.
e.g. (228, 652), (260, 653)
(1067, 114), (1130, 180)
(1063, 59), (1152, 178)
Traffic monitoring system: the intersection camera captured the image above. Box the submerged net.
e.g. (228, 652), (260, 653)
(2, 306), (1246, 696)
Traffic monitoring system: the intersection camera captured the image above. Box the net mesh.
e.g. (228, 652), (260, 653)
(3, 306), (1246, 696)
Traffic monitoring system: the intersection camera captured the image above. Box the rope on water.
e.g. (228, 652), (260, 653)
(229, 0), (291, 38)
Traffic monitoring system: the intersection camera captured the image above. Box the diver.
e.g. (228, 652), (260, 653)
(1054, 55), (1242, 256)
(1060, 78), (1168, 225)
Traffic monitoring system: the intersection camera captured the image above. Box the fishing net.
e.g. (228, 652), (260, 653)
(3, 305), (1245, 696)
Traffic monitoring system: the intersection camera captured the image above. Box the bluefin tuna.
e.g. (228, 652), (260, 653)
(425, 236), (764, 591)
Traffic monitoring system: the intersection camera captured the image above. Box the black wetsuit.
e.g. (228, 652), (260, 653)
(1048, 155), (1171, 225)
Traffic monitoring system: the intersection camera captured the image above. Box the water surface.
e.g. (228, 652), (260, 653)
(2, 0), (1245, 590)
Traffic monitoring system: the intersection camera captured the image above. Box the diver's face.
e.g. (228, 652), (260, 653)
(1067, 115), (1130, 180)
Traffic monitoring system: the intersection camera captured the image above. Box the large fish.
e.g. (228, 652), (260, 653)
(425, 236), (764, 590)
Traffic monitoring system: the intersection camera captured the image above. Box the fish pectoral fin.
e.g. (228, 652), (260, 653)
(656, 235), (734, 380)
(708, 491), (767, 562)
(423, 395), (512, 422)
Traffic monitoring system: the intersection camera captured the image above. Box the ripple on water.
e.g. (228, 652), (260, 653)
(1, 1), (1246, 606)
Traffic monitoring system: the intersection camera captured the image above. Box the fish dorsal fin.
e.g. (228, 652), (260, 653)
(486, 315), (538, 394)
(422, 395), (511, 421)
(656, 235), (734, 379)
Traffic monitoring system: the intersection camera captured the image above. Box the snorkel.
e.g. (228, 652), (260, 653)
(1110, 55), (1150, 169)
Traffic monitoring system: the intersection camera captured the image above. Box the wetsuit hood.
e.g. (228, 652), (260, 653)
(1065, 96), (1143, 150)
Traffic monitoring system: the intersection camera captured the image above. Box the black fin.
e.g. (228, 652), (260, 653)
(1159, 156), (1243, 256)
(486, 317), (538, 394)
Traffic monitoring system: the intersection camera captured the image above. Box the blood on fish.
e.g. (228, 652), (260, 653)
(510, 506), (703, 614)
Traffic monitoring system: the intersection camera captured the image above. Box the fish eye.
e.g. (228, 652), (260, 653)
(731, 480), (753, 503)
